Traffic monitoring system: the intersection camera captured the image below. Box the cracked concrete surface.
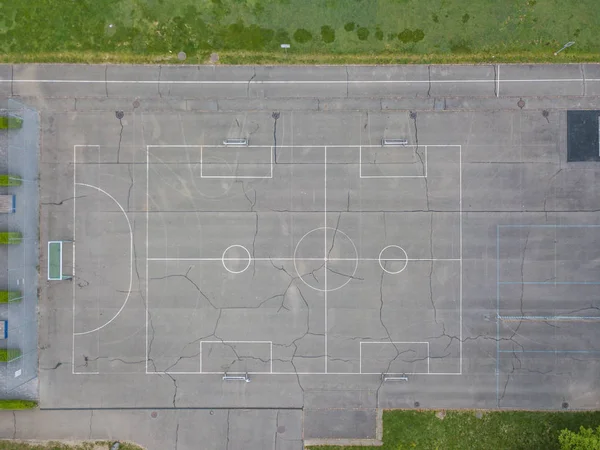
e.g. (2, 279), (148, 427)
(20, 64), (600, 448)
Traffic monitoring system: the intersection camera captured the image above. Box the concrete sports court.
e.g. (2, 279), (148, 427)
(4, 63), (600, 447)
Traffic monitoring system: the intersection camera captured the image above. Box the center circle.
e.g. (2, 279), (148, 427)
(222, 245), (252, 274)
(378, 245), (408, 274)
(294, 227), (358, 292)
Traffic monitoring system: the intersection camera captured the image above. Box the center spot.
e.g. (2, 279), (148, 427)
(294, 227), (358, 292)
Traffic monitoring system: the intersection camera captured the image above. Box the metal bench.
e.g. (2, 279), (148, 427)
(381, 138), (408, 147)
(223, 138), (249, 146)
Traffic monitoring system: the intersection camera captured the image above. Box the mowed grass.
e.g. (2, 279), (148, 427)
(307, 410), (600, 450)
(1, 0), (598, 64)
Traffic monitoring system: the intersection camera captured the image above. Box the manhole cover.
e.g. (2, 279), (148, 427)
(178, 51), (187, 61)
(115, 110), (124, 120)
(414, 401), (420, 408)
(150, 411), (158, 418)
(517, 99), (525, 109)
(562, 402), (569, 409)
(277, 425), (286, 434)
(209, 410), (214, 415)
(133, 100), (140, 109)
(210, 53), (219, 63)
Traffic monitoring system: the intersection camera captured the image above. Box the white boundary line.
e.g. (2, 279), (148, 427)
(146, 141), (150, 374)
(147, 257), (461, 261)
(200, 145), (273, 179)
(142, 143), (462, 377)
(360, 342), (430, 374)
(359, 145), (428, 179)
(324, 146), (328, 373)
(199, 340), (273, 374)
(146, 144), (458, 148)
(5, 78), (600, 85)
(73, 183), (133, 336)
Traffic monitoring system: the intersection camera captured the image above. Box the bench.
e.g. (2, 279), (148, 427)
(223, 138), (249, 146)
(381, 138), (408, 147)
(0, 195), (16, 213)
(48, 240), (73, 281)
(0, 320), (6, 339)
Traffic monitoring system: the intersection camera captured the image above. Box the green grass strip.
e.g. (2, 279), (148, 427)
(0, 399), (37, 410)
(0, 348), (22, 362)
(0, 291), (22, 303)
(0, 116), (23, 130)
(0, 232), (22, 245)
(0, 442), (144, 449)
(0, 175), (22, 187)
(308, 410), (600, 450)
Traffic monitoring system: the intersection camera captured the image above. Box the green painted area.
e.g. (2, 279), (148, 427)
(0, 399), (37, 410)
(0, 348), (22, 362)
(0, 0), (597, 63)
(48, 242), (61, 280)
(308, 410), (600, 450)
(0, 291), (22, 303)
(0, 232), (22, 245)
(0, 175), (22, 187)
(0, 116), (23, 129)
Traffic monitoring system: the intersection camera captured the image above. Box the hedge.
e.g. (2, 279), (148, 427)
(0, 116), (23, 129)
(0, 348), (22, 362)
(0, 175), (22, 186)
(0, 399), (37, 410)
(0, 291), (21, 303)
(0, 232), (22, 244)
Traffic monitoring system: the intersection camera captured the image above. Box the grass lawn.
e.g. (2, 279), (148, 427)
(307, 410), (600, 450)
(1, 0), (598, 64)
(0, 442), (143, 450)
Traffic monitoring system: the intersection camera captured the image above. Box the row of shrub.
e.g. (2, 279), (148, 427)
(0, 116), (27, 408)
(0, 116), (23, 130)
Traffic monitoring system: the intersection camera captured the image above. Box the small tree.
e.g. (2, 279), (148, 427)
(560, 426), (600, 450)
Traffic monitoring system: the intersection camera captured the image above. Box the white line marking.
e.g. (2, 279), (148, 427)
(4, 78), (598, 85)
(147, 144), (460, 148)
(324, 145), (328, 374)
(73, 183), (133, 336)
(72, 145), (76, 374)
(496, 65), (500, 97)
(146, 142), (150, 374)
(147, 257), (460, 262)
(459, 144), (463, 375)
(144, 371), (461, 375)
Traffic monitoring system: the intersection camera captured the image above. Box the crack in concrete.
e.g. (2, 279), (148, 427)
(225, 410), (231, 450)
(166, 373), (178, 407)
(327, 213), (342, 260)
(427, 65), (432, 97)
(327, 266), (363, 281)
(272, 111), (280, 163)
(428, 213), (436, 323)
(88, 410), (94, 439)
(116, 116), (124, 163)
(252, 212), (259, 276)
(42, 195), (87, 206)
(12, 411), (16, 439)
(158, 66), (163, 98)
(411, 112), (429, 211)
(126, 164), (134, 211)
(247, 68), (256, 98)
(150, 268), (217, 309)
(580, 64), (586, 96)
(40, 362), (63, 370)
(543, 168), (562, 221)
(345, 66), (350, 98)
(175, 420), (180, 450)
